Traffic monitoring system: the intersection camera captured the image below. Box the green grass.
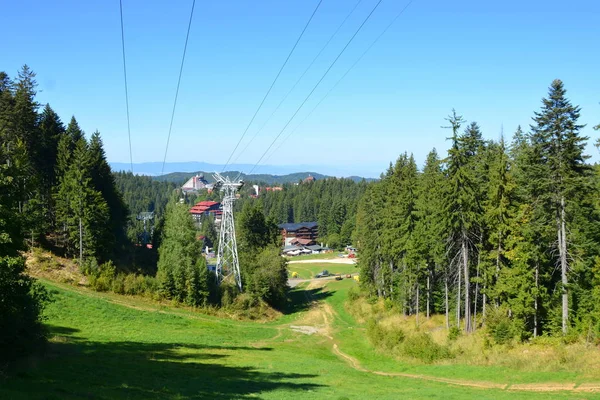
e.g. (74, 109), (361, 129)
(323, 280), (600, 386)
(285, 252), (341, 261)
(288, 262), (358, 279)
(1, 278), (595, 399)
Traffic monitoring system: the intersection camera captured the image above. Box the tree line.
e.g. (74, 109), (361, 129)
(236, 177), (369, 248)
(356, 79), (600, 339)
(1, 66), (128, 265)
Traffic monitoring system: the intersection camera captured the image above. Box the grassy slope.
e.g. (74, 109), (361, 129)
(1, 279), (594, 399)
(327, 280), (600, 386)
(288, 262), (358, 279)
(285, 253), (341, 261)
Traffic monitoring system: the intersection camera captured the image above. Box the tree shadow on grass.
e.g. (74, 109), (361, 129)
(3, 327), (323, 400)
(284, 286), (334, 315)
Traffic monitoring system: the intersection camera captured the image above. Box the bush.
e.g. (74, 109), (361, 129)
(88, 261), (116, 292)
(347, 286), (360, 302)
(402, 333), (452, 363)
(366, 319), (405, 351)
(448, 326), (461, 341)
(0, 256), (51, 364)
(486, 306), (520, 345)
(32, 248), (61, 271)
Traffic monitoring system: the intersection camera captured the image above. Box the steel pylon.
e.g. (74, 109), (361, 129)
(213, 172), (243, 291)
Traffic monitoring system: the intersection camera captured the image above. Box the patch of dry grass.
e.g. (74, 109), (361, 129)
(25, 248), (87, 286)
(346, 293), (600, 378)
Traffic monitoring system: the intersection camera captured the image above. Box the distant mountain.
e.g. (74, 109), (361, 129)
(109, 161), (377, 184)
(154, 171), (330, 185)
(110, 161), (320, 177)
(109, 161), (380, 180)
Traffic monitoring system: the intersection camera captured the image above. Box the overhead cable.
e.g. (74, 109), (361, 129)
(221, 0), (325, 173)
(259, 0), (414, 168)
(119, 0), (134, 173)
(160, 0), (197, 176)
(230, 0), (364, 166)
(245, 0), (386, 177)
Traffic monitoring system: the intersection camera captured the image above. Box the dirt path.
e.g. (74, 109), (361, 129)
(297, 280), (600, 394)
(329, 319), (600, 393)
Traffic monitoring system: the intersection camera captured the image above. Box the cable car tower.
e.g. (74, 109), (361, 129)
(213, 172), (244, 291)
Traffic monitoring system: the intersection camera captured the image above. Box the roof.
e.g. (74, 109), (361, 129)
(293, 238), (315, 245)
(196, 201), (219, 207)
(306, 245), (323, 251)
(283, 245), (302, 253)
(278, 222), (318, 232)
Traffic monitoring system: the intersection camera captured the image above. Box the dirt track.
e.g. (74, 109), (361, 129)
(296, 279), (600, 394)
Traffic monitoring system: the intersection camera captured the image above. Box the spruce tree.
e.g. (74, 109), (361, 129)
(88, 131), (129, 254)
(529, 79), (589, 334)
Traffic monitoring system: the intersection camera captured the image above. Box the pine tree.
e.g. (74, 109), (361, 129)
(88, 131), (129, 255)
(529, 79), (589, 335)
(443, 111), (484, 332)
(415, 149), (446, 322)
(157, 200), (210, 304)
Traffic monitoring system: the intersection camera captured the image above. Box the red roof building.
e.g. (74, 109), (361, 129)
(190, 201), (221, 220)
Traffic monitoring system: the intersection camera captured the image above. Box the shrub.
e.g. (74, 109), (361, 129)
(111, 273), (126, 294)
(402, 333), (452, 363)
(486, 306), (518, 345)
(88, 261), (116, 292)
(448, 326), (461, 341)
(32, 249), (61, 271)
(347, 286), (360, 302)
(0, 256), (51, 364)
(366, 319), (405, 351)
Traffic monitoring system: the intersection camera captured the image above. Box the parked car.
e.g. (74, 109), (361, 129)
(335, 274), (343, 281)
(315, 270), (330, 278)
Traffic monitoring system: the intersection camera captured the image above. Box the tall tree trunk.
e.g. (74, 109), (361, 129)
(427, 266), (431, 320)
(456, 257), (461, 329)
(463, 235), (471, 333)
(416, 282), (420, 327)
(559, 196), (568, 335)
(534, 261), (539, 338)
(495, 231), (502, 307)
(375, 260), (382, 297)
(482, 290), (487, 326)
(445, 272), (449, 329)
(79, 217), (83, 266)
(474, 253), (480, 331)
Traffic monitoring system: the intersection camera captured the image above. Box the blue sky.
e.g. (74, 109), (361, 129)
(3, 0), (599, 177)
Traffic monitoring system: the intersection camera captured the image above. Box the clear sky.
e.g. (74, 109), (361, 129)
(2, 0), (599, 177)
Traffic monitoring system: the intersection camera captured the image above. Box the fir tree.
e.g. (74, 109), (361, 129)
(529, 79), (589, 334)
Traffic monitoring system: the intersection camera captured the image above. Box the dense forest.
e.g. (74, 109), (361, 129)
(236, 177), (369, 248)
(356, 79), (600, 340)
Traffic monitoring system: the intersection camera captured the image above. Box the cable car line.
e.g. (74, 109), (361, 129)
(221, 0), (325, 173)
(119, 0), (134, 173)
(160, 0), (197, 176)
(244, 0), (385, 177)
(258, 0), (414, 169)
(229, 0), (364, 167)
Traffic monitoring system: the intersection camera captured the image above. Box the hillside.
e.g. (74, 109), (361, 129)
(4, 257), (599, 399)
(152, 171), (373, 185)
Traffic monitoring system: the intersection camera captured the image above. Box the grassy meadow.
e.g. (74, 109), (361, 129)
(1, 277), (598, 399)
(288, 262), (358, 279)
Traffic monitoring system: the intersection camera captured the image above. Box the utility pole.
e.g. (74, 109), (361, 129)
(213, 172), (244, 291)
